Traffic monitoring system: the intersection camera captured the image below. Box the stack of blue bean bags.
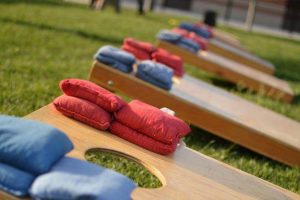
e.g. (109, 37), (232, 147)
(0, 115), (136, 199)
(157, 30), (200, 54)
(137, 60), (173, 90)
(94, 45), (136, 73)
(94, 46), (174, 90)
(179, 22), (211, 39)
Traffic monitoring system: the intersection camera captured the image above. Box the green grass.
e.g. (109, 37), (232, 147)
(85, 150), (162, 188)
(0, 0), (300, 194)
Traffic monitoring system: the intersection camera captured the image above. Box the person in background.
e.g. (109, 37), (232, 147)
(137, 0), (144, 15)
(90, 0), (120, 13)
(90, 0), (155, 14)
(90, 0), (104, 9)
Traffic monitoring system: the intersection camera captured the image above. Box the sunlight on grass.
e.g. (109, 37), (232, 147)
(0, 0), (299, 194)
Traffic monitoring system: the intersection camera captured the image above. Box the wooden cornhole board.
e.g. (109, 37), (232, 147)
(213, 29), (243, 49)
(157, 40), (293, 103)
(88, 61), (300, 167)
(1, 104), (300, 200)
(208, 38), (275, 74)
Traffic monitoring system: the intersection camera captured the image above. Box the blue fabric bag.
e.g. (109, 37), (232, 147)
(30, 157), (137, 200)
(136, 60), (173, 90)
(0, 163), (35, 197)
(0, 115), (73, 175)
(94, 45), (135, 73)
(157, 30), (181, 43)
(177, 37), (200, 53)
(179, 23), (210, 39)
(97, 55), (133, 73)
(157, 30), (200, 53)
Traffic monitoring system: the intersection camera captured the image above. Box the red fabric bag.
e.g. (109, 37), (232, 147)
(122, 38), (156, 60)
(122, 44), (151, 60)
(172, 28), (208, 50)
(110, 121), (178, 155)
(60, 79), (126, 112)
(53, 95), (111, 130)
(124, 38), (155, 54)
(114, 100), (190, 144)
(151, 49), (184, 77)
(188, 32), (208, 50)
(172, 27), (189, 37)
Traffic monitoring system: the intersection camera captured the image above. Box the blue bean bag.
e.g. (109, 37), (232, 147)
(94, 45), (136, 73)
(136, 60), (173, 90)
(177, 38), (200, 53)
(157, 30), (200, 53)
(157, 30), (182, 43)
(179, 23), (210, 39)
(0, 163), (35, 197)
(30, 157), (136, 200)
(0, 115), (73, 175)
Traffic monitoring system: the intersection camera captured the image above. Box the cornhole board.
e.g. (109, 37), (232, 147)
(1, 104), (300, 200)
(157, 40), (293, 103)
(208, 38), (275, 74)
(88, 61), (300, 167)
(213, 29), (243, 49)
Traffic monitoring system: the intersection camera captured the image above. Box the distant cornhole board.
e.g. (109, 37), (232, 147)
(1, 104), (300, 200)
(157, 40), (293, 103)
(208, 38), (275, 74)
(88, 61), (300, 167)
(213, 29), (242, 48)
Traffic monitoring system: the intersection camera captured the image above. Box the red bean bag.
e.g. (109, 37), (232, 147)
(172, 28), (208, 50)
(114, 100), (190, 144)
(60, 79), (126, 112)
(151, 48), (184, 77)
(188, 32), (208, 50)
(122, 44), (151, 60)
(122, 38), (156, 60)
(53, 95), (111, 130)
(110, 121), (178, 155)
(124, 38), (156, 54)
(172, 27), (189, 37)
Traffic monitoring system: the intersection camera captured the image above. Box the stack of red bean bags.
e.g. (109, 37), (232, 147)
(111, 100), (190, 155)
(172, 27), (208, 51)
(53, 79), (125, 130)
(122, 38), (184, 77)
(122, 38), (156, 60)
(53, 79), (190, 155)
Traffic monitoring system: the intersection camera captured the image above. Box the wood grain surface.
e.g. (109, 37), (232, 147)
(2, 104), (299, 200)
(157, 40), (293, 102)
(88, 61), (300, 166)
(208, 38), (274, 74)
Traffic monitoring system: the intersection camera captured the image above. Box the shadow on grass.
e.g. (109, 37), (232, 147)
(185, 125), (288, 168)
(0, 17), (123, 44)
(211, 77), (237, 90)
(292, 94), (300, 104)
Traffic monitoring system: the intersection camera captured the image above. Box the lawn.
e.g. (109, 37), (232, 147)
(0, 0), (299, 194)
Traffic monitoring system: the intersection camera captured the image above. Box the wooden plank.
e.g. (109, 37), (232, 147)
(208, 38), (275, 74)
(157, 40), (293, 102)
(0, 191), (26, 200)
(88, 61), (300, 166)
(213, 29), (243, 49)
(2, 104), (300, 200)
